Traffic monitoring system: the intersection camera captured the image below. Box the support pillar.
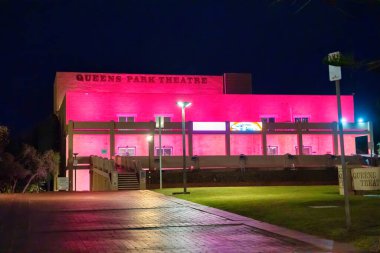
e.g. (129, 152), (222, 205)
(188, 121), (193, 158)
(225, 121), (231, 156)
(110, 121), (115, 159)
(149, 122), (155, 170)
(68, 120), (74, 191)
(297, 124), (303, 155)
(332, 122), (339, 155)
(262, 121), (267, 155)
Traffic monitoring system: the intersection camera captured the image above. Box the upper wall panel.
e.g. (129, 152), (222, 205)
(54, 72), (224, 111)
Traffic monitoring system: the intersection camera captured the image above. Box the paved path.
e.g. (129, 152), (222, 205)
(0, 191), (355, 252)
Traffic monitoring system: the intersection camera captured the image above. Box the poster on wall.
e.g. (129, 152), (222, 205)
(230, 122), (262, 132)
(57, 177), (69, 191)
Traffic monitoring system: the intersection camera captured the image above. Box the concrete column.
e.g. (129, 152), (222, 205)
(110, 121), (115, 159)
(188, 121), (193, 157)
(149, 122), (155, 170)
(368, 121), (374, 156)
(297, 124), (303, 155)
(262, 121), (267, 155)
(225, 121), (231, 156)
(332, 122), (339, 155)
(68, 120), (74, 191)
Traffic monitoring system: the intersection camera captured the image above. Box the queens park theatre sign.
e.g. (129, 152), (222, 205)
(338, 167), (380, 194)
(75, 73), (209, 85)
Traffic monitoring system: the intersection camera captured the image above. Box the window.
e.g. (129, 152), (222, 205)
(262, 117), (275, 132)
(155, 146), (173, 156)
(267, 146), (278, 155)
(155, 115), (172, 123)
(261, 117), (275, 123)
(118, 146), (136, 156)
(118, 116), (135, 122)
(294, 117), (309, 123)
(295, 146), (312, 155)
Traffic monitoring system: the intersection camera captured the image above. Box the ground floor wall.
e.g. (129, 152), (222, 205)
(69, 133), (368, 159)
(67, 132), (369, 191)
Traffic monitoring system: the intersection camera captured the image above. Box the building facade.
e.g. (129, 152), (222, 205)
(54, 72), (373, 190)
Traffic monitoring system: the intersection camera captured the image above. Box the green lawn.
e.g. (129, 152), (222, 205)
(156, 186), (380, 251)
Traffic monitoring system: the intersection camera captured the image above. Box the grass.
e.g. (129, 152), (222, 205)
(156, 186), (380, 251)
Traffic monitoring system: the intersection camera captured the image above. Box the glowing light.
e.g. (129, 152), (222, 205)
(357, 118), (364, 123)
(146, 135), (153, 142)
(193, 122), (226, 131)
(341, 117), (347, 123)
(177, 101), (191, 108)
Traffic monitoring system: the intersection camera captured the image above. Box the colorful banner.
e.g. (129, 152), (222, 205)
(230, 122), (262, 132)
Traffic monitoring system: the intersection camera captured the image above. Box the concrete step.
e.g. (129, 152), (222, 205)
(118, 173), (139, 190)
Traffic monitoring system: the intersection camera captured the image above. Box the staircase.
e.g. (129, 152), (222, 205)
(118, 172), (139, 190)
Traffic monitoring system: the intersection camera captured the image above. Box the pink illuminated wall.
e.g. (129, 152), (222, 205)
(65, 92), (354, 124)
(67, 169), (90, 191)
(152, 135), (188, 156)
(192, 134), (226, 155)
(230, 134), (262, 155)
(73, 135), (109, 158)
(302, 135), (334, 155)
(339, 134), (367, 155)
(55, 72), (223, 111)
(115, 135), (150, 156)
(267, 135), (298, 155)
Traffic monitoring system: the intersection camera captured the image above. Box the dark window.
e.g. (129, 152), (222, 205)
(295, 146), (312, 155)
(267, 146), (278, 155)
(118, 146), (136, 156)
(294, 117), (309, 123)
(262, 117), (275, 123)
(118, 116), (135, 122)
(155, 146), (173, 156)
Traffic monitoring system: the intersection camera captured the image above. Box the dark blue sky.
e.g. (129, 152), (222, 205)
(1, 0), (380, 142)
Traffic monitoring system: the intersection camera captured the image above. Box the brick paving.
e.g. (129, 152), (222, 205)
(0, 190), (354, 252)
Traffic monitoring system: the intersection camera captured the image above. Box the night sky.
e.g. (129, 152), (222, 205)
(1, 1), (380, 144)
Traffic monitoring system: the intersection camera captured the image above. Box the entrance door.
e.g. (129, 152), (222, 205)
(355, 136), (369, 154)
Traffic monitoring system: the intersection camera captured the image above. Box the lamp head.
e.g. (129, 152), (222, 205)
(177, 101), (191, 108)
(146, 135), (153, 142)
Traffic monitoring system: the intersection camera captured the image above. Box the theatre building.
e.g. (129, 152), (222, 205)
(54, 72), (373, 191)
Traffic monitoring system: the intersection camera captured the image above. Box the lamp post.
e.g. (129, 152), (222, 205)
(174, 101), (191, 194)
(73, 153), (79, 192)
(328, 51), (351, 229)
(156, 116), (164, 189)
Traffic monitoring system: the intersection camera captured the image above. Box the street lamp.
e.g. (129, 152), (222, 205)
(174, 101), (191, 195)
(73, 153), (79, 192)
(156, 116), (165, 190)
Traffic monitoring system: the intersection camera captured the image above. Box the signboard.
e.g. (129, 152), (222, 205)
(338, 167), (380, 194)
(57, 177), (69, 191)
(193, 122), (226, 131)
(351, 167), (380, 191)
(328, 52), (342, 81)
(230, 122), (262, 132)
